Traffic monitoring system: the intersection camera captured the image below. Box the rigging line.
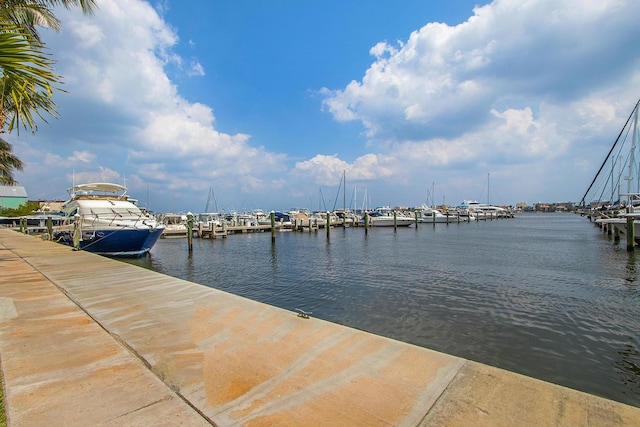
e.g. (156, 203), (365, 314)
(579, 99), (639, 206)
(332, 173), (343, 212)
(594, 115), (634, 204)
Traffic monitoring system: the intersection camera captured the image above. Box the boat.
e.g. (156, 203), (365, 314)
(457, 200), (508, 218)
(158, 213), (189, 237)
(53, 183), (164, 256)
(365, 206), (415, 227)
(197, 212), (223, 228)
(334, 209), (359, 226)
(415, 205), (458, 223)
(583, 99), (640, 247)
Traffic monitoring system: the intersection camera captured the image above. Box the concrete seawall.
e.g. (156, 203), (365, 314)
(1, 229), (639, 426)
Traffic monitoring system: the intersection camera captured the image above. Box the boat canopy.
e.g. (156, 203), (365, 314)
(68, 183), (127, 195)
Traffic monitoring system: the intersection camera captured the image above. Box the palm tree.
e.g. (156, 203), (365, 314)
(0, 0), (96, 184)
(0, 137), (23, 185)
(0, 0), (97, 131)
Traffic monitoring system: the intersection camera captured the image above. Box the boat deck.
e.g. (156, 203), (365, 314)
(1, 229), (639, 426)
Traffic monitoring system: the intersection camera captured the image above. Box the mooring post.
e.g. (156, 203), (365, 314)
(414, 211), (418, 228)
(393, 210), (398, 231)
(73, 214), (81, 250)
(326, 211), (331, 239)
(46, 216), (53, 240)
(626, 216), (635, 252)
(271, 211), (276, 243)
(433, 211), (436, 228)
(364, 212), (369, 235)
(187, 212), (194, 253)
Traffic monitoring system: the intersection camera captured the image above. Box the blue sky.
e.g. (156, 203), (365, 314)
(9, 0), (640, 214)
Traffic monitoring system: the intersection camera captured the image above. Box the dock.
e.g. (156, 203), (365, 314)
(1, 229), (639, 426)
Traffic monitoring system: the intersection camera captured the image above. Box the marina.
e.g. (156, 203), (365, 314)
(580, 99), (640, 251)
(122, 212), (640, 409)
(1, 227), (639, 425)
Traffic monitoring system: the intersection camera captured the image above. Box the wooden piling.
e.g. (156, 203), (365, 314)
(271, 211), (276, 243)
(393, 210), (398, 231)
(364, 212), (369, 235)
(187, 213), (194, 253)
(326, 212), (331, 239)
(46, 216), (53, 240)
(73, 214), (80, 250)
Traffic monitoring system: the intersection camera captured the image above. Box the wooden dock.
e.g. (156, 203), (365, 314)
(1, 229), (639, 426)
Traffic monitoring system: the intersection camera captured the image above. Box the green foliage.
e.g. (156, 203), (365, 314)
(0, 200), (38, 216)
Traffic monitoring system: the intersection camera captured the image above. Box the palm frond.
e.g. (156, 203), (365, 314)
(0, 25), (62, 133)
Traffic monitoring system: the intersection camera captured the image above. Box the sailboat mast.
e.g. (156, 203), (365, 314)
(627, 104), (638, 212)
(580, 99), (639, 207)
(629, 105), (639, 212)
(634, 106), (639, 195)
(431, 182), (435, 207)
(343, 170), (346, 212)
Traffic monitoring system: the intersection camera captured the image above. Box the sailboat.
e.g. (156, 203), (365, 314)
(415, 182), (457, 223)
(457, 174), (510, 218)
(581, 98), (640, 249)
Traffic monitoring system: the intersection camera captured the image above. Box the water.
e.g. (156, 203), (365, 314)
(123, 213), (640, 407)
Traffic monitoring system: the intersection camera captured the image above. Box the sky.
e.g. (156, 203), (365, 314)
(8, 0), (640, 214)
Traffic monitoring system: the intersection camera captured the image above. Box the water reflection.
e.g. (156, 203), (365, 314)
(615, 341), (640, 401)
(118, 214), (640, 407)
(625, 252), (638, 288)
(270, 243), (278, 271)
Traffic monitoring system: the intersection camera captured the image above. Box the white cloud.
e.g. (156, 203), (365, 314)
(68, 151), (96, 164)
(293, 153), (396, 186)
(12, 0), (289, 210)
(187, 61), (205, 77)
(318, 0), (640, 205)
(10, 0), (640, 210)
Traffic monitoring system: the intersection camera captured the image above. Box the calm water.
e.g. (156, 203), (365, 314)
(123, 213), (640, 407)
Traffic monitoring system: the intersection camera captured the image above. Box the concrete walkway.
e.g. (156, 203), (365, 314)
(0, 229), (639, 426)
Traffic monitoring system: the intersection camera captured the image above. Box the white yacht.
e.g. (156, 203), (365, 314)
(365, 206), (414, 227)
(53, 183), (164, 256)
